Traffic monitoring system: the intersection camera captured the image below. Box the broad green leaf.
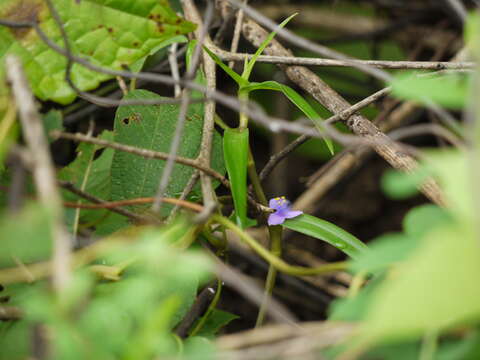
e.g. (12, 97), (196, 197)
(110, 89), (225, 217)
(195, 309), (239, 338)
(241, 13), (297, 81)
(223, 128), (249, 228)
(203, 46), (248, 87)
(282, 214), (368, 258)
(354, 224), (480, 348)
(390, 72), (470, 109)
(241, 80), (334, 154)
(0, 0), (195, 104)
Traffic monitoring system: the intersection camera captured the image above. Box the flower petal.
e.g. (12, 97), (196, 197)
(269, 198), (279, 209)
(268, 212), (286, 226)
(284, 210), (303, 219)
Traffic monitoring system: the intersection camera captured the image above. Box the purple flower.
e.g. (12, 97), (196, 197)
(268, 196), (303, 226)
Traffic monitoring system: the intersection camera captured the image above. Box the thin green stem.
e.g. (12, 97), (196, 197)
(213, 214), (347, 276)
(255, 225), (282, 327)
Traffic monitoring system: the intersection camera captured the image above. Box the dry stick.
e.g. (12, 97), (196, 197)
(241, 19), (447, 207)
(182, 0), (218, 222)
(152, 0), (215, 214)
(6, 56), (71, 292)
(228, 0), (247, 69)
(259, 87), (391, 182)
(215, 49), (475, 69)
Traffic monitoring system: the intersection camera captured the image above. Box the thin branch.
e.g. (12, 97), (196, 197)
(59, 181), (153, 223)
(182, 0), (218, 223)
(6, 55), (71, 292)
(63, 197), (204, 213)
(215, 49), (475, 69)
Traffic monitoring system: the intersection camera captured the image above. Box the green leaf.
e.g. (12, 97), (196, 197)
(195, 309), (239, 338)
(241, 80), (334, 154)
(241, 13), (297, 81)
(223, 128), (249, 228)
(203, 46), (248, 87)
(110, 89), (225, 216)
(390, 72), (470, 109)
(402, 204), (451, 239)
(0, 0), (196, 104)
(282, 214), (368, 258)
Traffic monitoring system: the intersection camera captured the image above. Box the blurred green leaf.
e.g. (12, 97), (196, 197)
(403, 204), (451, 239)
(223, 128), (249, 228)
(110, 89), (225, 217)
(391, 72), (470, 109)
(349, 233), (417, 274)
(0, 0), (195, 104)
(0, 203), (52, 267)
(354, 224), (480, 347)
(282, 214), (368, 258)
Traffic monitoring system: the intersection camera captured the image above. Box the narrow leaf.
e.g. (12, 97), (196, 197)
(241, 13), (297, 81)
(282, 214), (368, 258)
(203, 46), (248, 87)
(223, 128), (249, 228)
(242, 80), (334, 154)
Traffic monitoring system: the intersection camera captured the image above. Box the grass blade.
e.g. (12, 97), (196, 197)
(282, 214), (368, 258)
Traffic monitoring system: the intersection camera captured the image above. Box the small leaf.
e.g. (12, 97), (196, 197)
(223, 128), (249, 228)
(282, 214), (368, 258)
(195, 309), (239, 337)
(42, 110), (64, 142)
(241, 13), (297, 81)
(241, 80), (334, 154)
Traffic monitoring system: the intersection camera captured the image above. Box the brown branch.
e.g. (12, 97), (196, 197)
(241, 19), (447, 207)
(6, 55), (71, 292)
(59, 181), (154, 223)
(64, 197), (204, 213)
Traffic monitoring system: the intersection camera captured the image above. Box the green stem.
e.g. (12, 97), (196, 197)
(238, 92), (249, 130)
(255, 225), (282, 327)
(213, 214), (347, 276)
